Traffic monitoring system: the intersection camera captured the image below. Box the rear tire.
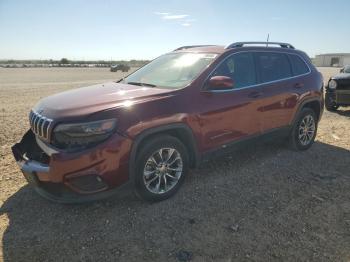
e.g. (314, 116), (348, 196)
(289, 108), (318, 151)
(134, 135), (189, 202)
(325, 93), (339, 111)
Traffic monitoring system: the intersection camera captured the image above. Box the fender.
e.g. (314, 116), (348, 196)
(291, 97), (323, 126)
(128, 123), (200, 182)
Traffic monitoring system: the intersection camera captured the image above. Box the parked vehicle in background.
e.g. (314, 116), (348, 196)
(325, 65), (350, 111)
(110, 64), (130, 72)
(12, 42), (324, 203)
(340, 65), (350, 73)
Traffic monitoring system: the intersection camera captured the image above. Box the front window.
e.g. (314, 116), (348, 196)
(212, 52), (257, 89)
(123, 53), (217, 89)
(344, 65), (350, 73)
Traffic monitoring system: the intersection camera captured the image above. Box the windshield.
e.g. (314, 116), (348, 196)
(123, 53), (217, 89)
(344, 65), (350, 73)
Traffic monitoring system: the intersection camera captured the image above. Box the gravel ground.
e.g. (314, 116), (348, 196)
(0, 67), (349, 262)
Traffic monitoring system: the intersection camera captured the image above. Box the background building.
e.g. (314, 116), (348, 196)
(313, 53), (350, 67)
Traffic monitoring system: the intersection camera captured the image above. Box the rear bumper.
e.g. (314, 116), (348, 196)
(12, 130), (133, 203)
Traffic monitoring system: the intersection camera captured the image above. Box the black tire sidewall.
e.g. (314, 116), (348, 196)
(290, 108), (318, 151)
(134, 136), (189, 202)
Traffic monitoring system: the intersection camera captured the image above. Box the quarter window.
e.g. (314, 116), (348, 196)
(212, 52), (257, 89)
(288, 54), (310, 76)
(256, 52), (292, 83)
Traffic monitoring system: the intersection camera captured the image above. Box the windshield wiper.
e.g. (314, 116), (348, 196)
(126, 81), (157, 88)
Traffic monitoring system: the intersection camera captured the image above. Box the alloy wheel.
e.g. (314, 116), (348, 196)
(143, 148), (183, 194)
(298, 114), (316, 146)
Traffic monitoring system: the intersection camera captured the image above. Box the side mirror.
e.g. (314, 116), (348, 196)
(208, 76), (234, 90)
(340, 68), (344, 73)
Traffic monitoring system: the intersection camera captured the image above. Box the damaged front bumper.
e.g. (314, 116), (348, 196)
(12, 130), (133, 203)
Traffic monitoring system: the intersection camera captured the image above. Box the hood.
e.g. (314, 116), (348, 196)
(331, 73), (350, 80)
(33, 82), (173, 118)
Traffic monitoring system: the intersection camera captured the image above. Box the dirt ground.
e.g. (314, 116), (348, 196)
(0, 67), (349, 262)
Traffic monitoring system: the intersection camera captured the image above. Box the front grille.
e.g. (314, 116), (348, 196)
(337, 79), (350, 90)
(336, 91), (350, 104)
(29, 110), (53, 141)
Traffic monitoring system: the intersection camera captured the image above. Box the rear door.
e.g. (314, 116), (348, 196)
(255, 52), (299, 131)
(197, 52), (264, 151)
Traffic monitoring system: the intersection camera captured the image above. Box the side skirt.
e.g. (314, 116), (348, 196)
(199, 126), (291, 164)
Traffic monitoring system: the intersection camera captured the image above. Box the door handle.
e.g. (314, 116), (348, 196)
(294, 83), (304, 88)
(248, 91), (263, 98)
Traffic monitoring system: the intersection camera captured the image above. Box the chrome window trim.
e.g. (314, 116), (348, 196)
(203, 50), (312, 93)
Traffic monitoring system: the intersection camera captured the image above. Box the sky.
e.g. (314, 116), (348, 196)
(1, 0), (349, 60)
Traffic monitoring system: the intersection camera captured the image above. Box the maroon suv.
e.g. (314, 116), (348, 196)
(12, 42), (324, 203)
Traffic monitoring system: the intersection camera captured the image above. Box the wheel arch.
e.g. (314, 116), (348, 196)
(128, 123), (200, 182)
(292, 98), (322, 125)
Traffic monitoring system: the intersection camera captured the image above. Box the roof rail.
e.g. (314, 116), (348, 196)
(174, 45), (217, 51)
(226, 42), (295, 49)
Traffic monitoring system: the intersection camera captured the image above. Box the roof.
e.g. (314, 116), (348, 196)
(172, 42), (302, 55)
(173, 45), (304, 56)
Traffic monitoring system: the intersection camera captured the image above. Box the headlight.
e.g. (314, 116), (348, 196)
(53, 119), (117, 149)
(328, 79), (337, 89)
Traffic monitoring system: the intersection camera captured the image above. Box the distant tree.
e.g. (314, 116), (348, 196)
(60, 58), (69, 64)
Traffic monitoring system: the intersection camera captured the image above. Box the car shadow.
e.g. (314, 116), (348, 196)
(1, 140), (350, 261)
(336, 108), (350, 117)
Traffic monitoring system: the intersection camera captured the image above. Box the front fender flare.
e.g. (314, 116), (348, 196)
(128, 123), (200, 182)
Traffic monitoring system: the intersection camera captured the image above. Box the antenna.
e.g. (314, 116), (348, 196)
(266, 33), (270, 47)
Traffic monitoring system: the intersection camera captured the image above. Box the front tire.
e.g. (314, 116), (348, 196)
(289, 108), (318, 151)
(134, 135), (189, 202)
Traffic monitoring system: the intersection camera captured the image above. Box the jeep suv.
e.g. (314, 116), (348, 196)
(325, 65), (350, 111)
(110, 64), (130, 72)
(12, 42), (324, 203)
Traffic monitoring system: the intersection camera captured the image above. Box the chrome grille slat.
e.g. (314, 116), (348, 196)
(46, 120), (53, 138)
(35, 115), (40, 135)
(29, 110), (53, 141)
(35, 116), (40, 135)
(29, 112), (34, 130)
(38, 118), (44, 136)
(30, 113), (35, 124)
(30, 112), (34, 126)
(29, 111), (34, 122)
(33, 115), (39, 133)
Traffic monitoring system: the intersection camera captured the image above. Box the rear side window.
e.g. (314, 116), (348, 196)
(212, 52), (256, 89)
(256, 52), (292, 83)
(288, 54), (310, 76)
